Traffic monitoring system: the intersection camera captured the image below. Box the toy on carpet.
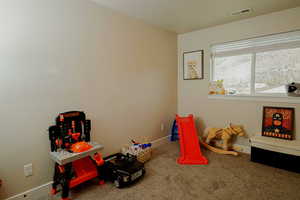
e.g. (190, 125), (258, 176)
(122, 139), (152, 163)
(101, 153), (145, 188)
(202, 123), (246, 156)
(176, 114), (208, 165)
(48, 111), (104, 200)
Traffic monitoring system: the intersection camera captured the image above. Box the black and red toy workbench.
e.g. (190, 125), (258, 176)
(48, 111), (104, 200)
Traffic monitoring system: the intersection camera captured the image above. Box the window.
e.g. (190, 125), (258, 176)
(214, 54), (252, 95)
(211, 30), (300, 97)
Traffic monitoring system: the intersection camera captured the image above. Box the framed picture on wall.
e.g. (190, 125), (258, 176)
(183, 50), (204, 80)
(262, 106), (294, 140)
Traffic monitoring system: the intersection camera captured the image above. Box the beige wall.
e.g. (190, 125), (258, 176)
(0, 0), (177, 198)
(178, 7), (300, 144)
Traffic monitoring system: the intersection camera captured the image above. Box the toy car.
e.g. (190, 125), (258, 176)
(101, 153), (145, 188)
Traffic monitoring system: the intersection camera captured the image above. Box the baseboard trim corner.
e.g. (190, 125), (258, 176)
(151, 135), (171, 148)
(5, 181), (53, 200)
(233, 144), (251, 154)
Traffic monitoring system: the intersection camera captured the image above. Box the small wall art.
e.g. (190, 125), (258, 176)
(183, 50), (204, 80)
(262, 106), (294, 140)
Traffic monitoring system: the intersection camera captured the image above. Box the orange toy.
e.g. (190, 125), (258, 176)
(71, 142), (93, 153)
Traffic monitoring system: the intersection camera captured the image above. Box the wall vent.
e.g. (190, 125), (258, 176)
(231, 8), (252, 16)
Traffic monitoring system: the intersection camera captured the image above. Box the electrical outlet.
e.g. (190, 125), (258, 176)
(24, 163), (33, 177)
(160, 123), (165, 132)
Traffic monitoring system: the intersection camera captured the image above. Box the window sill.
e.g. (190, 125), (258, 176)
(208, 94), (300, 104)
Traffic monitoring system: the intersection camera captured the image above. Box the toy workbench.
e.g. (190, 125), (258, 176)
(47, 111), (104, 200)
(49, 142), (104, 200)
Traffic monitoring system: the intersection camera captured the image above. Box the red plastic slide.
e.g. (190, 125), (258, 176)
(176, 114), (208, 165)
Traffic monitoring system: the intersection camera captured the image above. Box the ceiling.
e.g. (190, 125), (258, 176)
(92, 0), (300, 33)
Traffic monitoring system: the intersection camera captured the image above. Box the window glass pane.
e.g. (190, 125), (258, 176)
(255, 48), (300, 94)
(214, 54), (252, 95)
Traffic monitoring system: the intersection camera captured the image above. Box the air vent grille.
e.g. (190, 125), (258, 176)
(231, 8), (252, 16)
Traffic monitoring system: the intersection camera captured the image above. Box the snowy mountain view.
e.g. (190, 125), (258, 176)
(214, 47), (300, 95)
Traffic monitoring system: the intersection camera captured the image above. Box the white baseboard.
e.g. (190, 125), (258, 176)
(151, 135), (170, 148)
(233, 144), (251, 154)
(150, 135), (252, 154)
(5, 182), (53, 200)
(151, 135), (252, 154)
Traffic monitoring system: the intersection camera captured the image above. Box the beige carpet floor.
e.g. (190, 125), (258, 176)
(53, 142), (300, 200)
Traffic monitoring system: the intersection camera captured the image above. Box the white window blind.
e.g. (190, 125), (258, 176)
(212, 30), (300, 57)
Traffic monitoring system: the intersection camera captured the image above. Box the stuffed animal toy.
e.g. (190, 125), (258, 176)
(209, 80), (226, 95)
(201, 123), (245, 156)
(286, 82), (300, 97)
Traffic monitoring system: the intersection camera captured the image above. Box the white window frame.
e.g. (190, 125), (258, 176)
(209, 30), (300, 103)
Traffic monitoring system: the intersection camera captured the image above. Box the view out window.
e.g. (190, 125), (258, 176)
(255, 48), (300, 95)
(211, 31), (300, 96)
(214, 54), (252, 95)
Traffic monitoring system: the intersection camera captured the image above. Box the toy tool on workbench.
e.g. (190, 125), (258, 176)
(49, 111), (92, 152)
(48, 111), (104, 200)
(176, 114), (208, 165)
